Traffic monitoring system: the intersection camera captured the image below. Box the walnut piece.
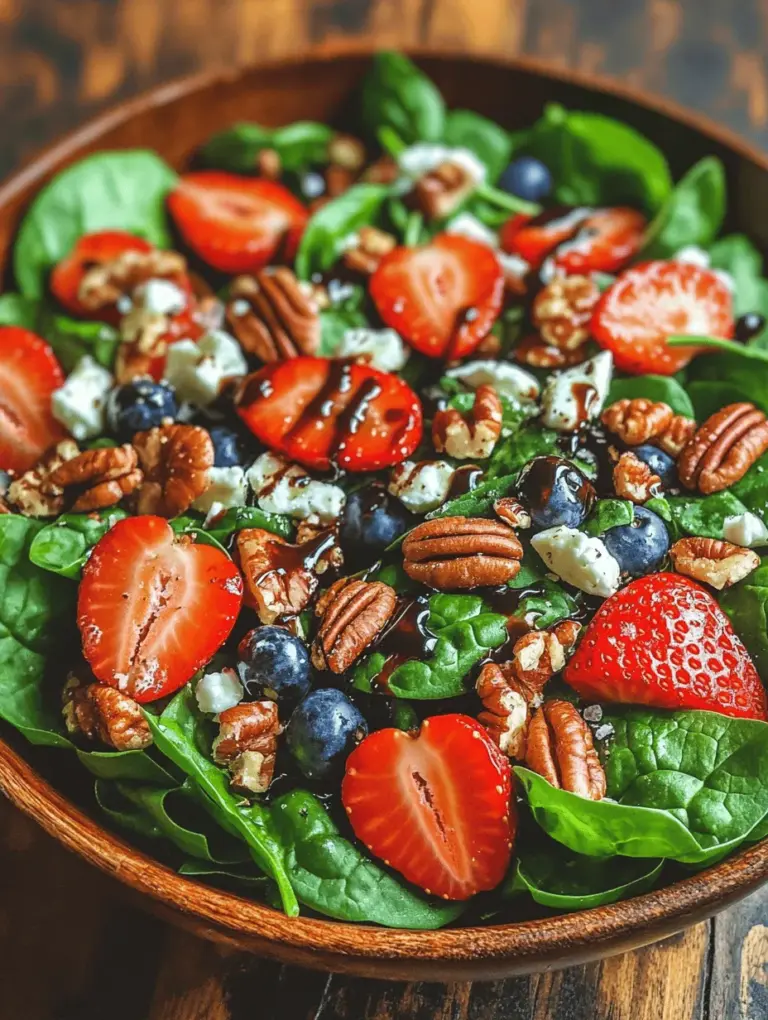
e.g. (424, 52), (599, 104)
(432, 384), (503, 460)
(524, 700), (606, 800)
(342, 226), (397, 276)
(312, 577), (397, 673)
(236, 527), (325, 623)
(133, 423), (213, 517)
(414, 160), (477, 221)
(670, 537), (760, 590)
(47, 444), (142, 512)
(612, 451), (662, 504)
(328, 133), (366, 172)
(8, 440), (80, 517)
(226, 269), (320, 362)
(63, 674), (151, 751)
(78, 248), (187, 312)
(514, 335), (586, 369)
(532, 275), (600, 351)
(212, 701), (279, 795)
(402, 515), (523, 589)
(601, 398), (674, 445)
(658, 414), (697, 457)
(678, 402), (768, 494)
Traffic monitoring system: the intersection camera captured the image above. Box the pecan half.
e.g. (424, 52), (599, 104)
(601, 398), (675, 446)
(226, 268), (320, 361)
(8, 440), (80, 517)
(511, 621), (581, 694)
(212, 701), (279, 795)
(432, 385), (503, 460)
(312, 577), (397, 673)
(670, 537), (760, 590)
(532, 275), (600, 351)
(342, 226), (397, 276)
(514, 335), (586, 369)
(493, 497), (532, 529)
(78, 248), (187, 312)
(402, 516), (523, 589)
(414, 160), (476, 221)
(524, 700), (606, 800)
(613, 451), (661, 504)
(236, 527), (324, 623)
(678, 403), (768, 494)
(476, 662), (531, 759)
(62, 674), (151, 751)
(47, 444), (142, 512)
(133, 423), (213, 517)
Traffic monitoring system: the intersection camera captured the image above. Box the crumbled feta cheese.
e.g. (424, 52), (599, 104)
(540, 351), (613, 432)
(531, 525), (621, 598)
(388, 460), (456, 513)
(445, 213), (499, 248)
(192, 466), (248, 513)
(247, 452), (345, 523)
(446, 359), (540, 405)
(336, 328), (410, 373)
(397, 144), (486, 186)
(497, 250), (531, 280)
(195, 669), (244, 715)
(134, 278), (188, 316)
(723, 511), (768, 548)
(51, 356), (113, 441)
(164, 329), (247, 407)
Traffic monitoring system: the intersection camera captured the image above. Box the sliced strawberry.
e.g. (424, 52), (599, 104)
(592, 260), (733, 375)
(78, 516), (243, 703)
(342, 714), (515, 900)
(564, 573), (768, 721)
(236, 356), (422, 472)
(369, 234), (504, 360)
(500, 208), (591, 269)
(168, 171), (308, 274)
(50, 231), (154, 320)
(0, 327), (65, 473)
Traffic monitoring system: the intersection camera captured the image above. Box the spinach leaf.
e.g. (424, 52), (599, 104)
(606, 374), (695, 418)
(0, 294), (119, 372)
(669, 334), (768, 364)
(443, 109), (512, 183)
(686, 352), (768, 417)
(0, 515), (75, 747)
(178, 859), (268, 888)
(360, 51), (445, 145)
(425, 472), (517, 521)
(487, 426), (561, 479)
(170, 516), (230, 556)
(506, 546), (548, 589)
(641, 157), (725, 259)
(29, 509), (128, 579)
(145, 687), (298, 915)
(15, 150), (178, 298)
(709, 234), (768, 343)
(203, 506), (293, 545)
(295, 184), (390, 280)
(662, 491), (750, 539)
(731, 453), (768, 519)
(511, 579), (579, 630)
(352, 593), (508, 699)
(318, 286), (369, 356)
(719, 558), (768, 679)
(78, 747), (176, 785)
(271, 789), (463, 927)
(201, 121), (334, 174)
(0, 292), (38, 329)
(583, 499), (634, 537)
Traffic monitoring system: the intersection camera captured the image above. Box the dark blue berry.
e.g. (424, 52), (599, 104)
(498, 156), (553, 203)
(0, 469), (10, 496)
(106, 377), (178, 441)
(735, 312), (766, 343)
(208, 425), (244, 467)
(286, 688), (367, 781)
(517, 456), (595, 529)
(633, 444), (677, 488)
(603, 506), (670, 577)
(238, 625), (311, 703)
(340, 484), (412, 565)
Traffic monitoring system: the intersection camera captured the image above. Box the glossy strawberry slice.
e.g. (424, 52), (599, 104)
(78, 516), (243, 703)
(50, 231), (154, 320)
(168, 171), (308, 274)
(342, 714), (515, 900)
(592, 260), (733, 375)
(369, 234), (504, 359)
(500, 208), (592, 269)
(0, 326), (65, 473)
(564, 573), (768, 721)
(236, 356), (422, 472)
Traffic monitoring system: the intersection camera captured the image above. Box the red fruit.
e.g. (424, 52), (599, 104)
(500, 208), (591, 268)
(342, 714), (515, 900)
(236, 356), (422, 472)
(50, 231), (154, 320)
(168, 171), (308, 274)
(369, 234), (504, 359)
(0, 327), (65, 473)
(564, 573), (768, 721)
(592, 260), (733, 375)
(78, 516), (243, 704)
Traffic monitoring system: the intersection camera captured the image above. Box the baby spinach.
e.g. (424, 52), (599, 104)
(272, 789), (463, 927)
(686, 352), (768, 417)
(719, 558), (768, 679)
(295, 184), (390, 280)
(488, 426), (562, 479)
(731, 453), (768, 519)
(15, 150), (178, 299)
(0, 292), (38, 329)
(352, 593), (508, 699)
(709, 234), (768, 343)
(507, 546), (548, 589)
(29, 509), (128, 579)
(606, 374), (695, 418)
(662, 490), (750, 540)
(670, 334), (768, 364)
(641, 156), (725, 259)
(203, 505), (293, 544)
(77, 747), (176, 785)
(583, 499), (634, 537)
(200, 121), (334, 174)
(361, 51), (445, 146)
(0, 294), (119, 372)
(145, 687), (298, 915)
(511, 579), (579, 630)
(425, 472), (517, 521)
(178, 859), (268, 888)
(443, 109), (512, 183)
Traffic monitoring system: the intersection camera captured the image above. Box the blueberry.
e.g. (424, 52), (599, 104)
(633, 444), (677, 487)
(735, 312), (766, 343)
(498, 156), (553, 203)
(106, 377), (178, 441)
(517, 456), (596, 529)
(238, 625), (311, 703)
(0, 469), (10, 496)
(339, 484), (412, 565)
(209, 425), (244, 467)
(603, 506), (670, 577)
(286, 688), (367, 781)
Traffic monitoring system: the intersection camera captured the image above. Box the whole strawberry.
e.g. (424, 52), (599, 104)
(564, 573), (768, 720)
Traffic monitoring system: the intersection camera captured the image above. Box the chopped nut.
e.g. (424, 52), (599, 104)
(311, 577), (397, 673)
(78, 248), (187, 312)
(46, 444), (142, 512)
(493, 497), (532, 529)
(256, 147), (281, 179)
(236, 527), (328, 623)
(432, 384), (503, 460)
(295, 520), (344, 575)
(670, 537), (760, 590)
(213, 701), (279, 795)
(601, 398), (675, 446)
(329, 133), (366, 172)
(658, 414), (697, 457)
(511, 621), (581, 694)
(133, 423), (214, 517)
(613, 451), (662, 504)
(342, 226), (397, 276)
(678, 402), (768, 494)
(514, 335), (586, 369)
(414, 160), (477, 221)
(325, 164), (357, 198)
(532, 275), (600, 351)
(361, 155), (399, 186)
(63, 674), (151, 751)
(402, 515), (523, 589)
(524, 700), (606, 800)
(8, 440), (80, 517)
(226, 269), (321, 362)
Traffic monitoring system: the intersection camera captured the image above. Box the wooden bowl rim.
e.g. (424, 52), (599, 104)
(1, 45), (767, 965)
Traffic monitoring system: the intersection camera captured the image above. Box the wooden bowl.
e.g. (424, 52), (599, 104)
(1, 48), (768, 981)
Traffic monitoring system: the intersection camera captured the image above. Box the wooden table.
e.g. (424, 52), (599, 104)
(1, 2), (768, 1017)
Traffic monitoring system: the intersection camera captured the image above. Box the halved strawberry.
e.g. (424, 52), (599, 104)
(78, 516), (243, 703)
(369, 234), (504, 360)
(342, 714), (515, 900)
(236, 356), (422, 471)
(564, 573), (768, 720)
(50, 231), (154, 320)
(592, 260), (733, 375)
(0, 327), (65, 473)
(167, 171), (308, 274)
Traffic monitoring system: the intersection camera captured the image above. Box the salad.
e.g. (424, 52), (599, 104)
(2, 51), (768, 929)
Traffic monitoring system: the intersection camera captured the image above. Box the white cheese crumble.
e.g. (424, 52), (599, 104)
(163, 329), (247, 407)
(723, 511), (768, 548)
(192, 466), (248, 513)
(247, 452), (345, 524)
(531, 525), (621, 598)
(540, 351), (613, 432)
(388, 460), (456, 513)
(446, 359), (540, 405)
(51, 356), (114, 441)
(445, 212), (499, 248)
(134, 278), (188, 316)
(195, 669), (244, 715)
(397, 143), (487, 186)
(336, 327), (410, 373)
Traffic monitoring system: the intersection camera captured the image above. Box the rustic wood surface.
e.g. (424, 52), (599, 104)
(1, 1), (768, 1017)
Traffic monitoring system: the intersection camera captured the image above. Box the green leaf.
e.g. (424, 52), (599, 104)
(511, 578), (579, 630)
(319, 306), (369, 356)
(361, 51), (446, 146)
(583, 499), (634, 537)
(203, 506), (293, 545)
(425, 472), (517, 521)
(641, 157), (726, 259)
(177, 859), (268, 888)
(14, 150), (178, 298)
(271, 789), (463, 927)
(709, 234), (768, 343)
(669, 334), (768, 364)
(662, 491), (749, 540)
(0, 294), (119, 372)
(487, 426), (562, 479)
(0, 292), (38, 329)
(686, 351), (768, 416)
(443, 109), (512, 183)
(200, 121), (334, 174)
(295, 184), (390, 280)
(606, 374), (695, 418)
(145, 687), (298, 915)
(731, 453), (768, 520)
(719, 557), (768, 680)
(77, 747), (176, 785)
(29, 509), (129, 579)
